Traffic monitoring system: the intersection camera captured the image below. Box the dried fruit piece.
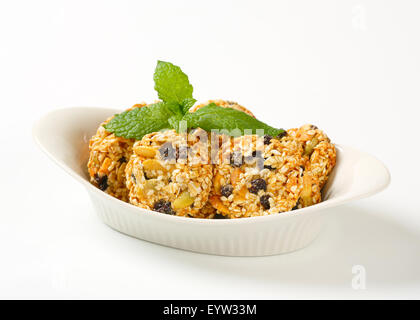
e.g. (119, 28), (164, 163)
(172, 191), (195, 209)
(230, 168), (243, 186)
(245, 151), (261, 162)
(300, 173), (314, 207)
(277, 131), (287, 139)
(209, 196), (230, 215)
(142, 159), (166, 172)
(94, 174), (108, 191)
(135, 146), (156, 158)
(214, 173), (223, 194)
(260, 194), (271, 210)
(153, 199), (175, 215)
(263, 135), (272, 145)
(235, 186), (249, 201)
(304, 136), (319, 156)
(252, 150), (262, 158)
(249, 178), (267, 194)
(220, 184), (233, 198)
(144, 179), (158, 192)
(118, 156), (127, 163)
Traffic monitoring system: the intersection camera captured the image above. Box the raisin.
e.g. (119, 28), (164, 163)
(264, 165), (275, 170)
(263, 135), (272, 145)
(118, 156), (127, 163)
(159, 142), (176, 160)
(252, 150), (262, 158)
(249, 178), (267, 194)
(96, 174), (108, 191)
(221, 184), (233, 198)
(277, 130), (287, 139)
(260, 194), (271, 210)
(213, 213), (227, 219)
(230, 151), (243, 167)
(153, 200), (175, 215)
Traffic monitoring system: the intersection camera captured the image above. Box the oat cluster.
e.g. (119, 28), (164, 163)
(125, 129), (213, 218)
(87, 101), (336, 218)
(87, 103), (147, 201)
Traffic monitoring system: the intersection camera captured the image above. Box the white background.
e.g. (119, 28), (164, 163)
(1, 0), (419, 299)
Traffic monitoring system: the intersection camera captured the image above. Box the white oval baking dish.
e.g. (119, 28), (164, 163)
(33, 107), (390, 256)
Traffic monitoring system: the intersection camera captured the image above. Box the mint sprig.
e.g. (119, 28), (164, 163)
(153, 60), (196, 114)
(104, 102), (173, 140)
(104, 60), (284, 140)
(105, 61), (195, 139)
(182, 103), (285, 137)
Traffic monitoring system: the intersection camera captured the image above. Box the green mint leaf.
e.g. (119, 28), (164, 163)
(167, 113), (184, 131)
(181, 98), (196, 113)
(165, 101), (183, 115)
(182, 104), (285, 137)
(153, 61), (194, 106)
(103, 102), (173, 140)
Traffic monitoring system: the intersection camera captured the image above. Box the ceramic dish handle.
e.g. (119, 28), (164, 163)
(33, 107), (116, 180)
(323, 145), (391, 202)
